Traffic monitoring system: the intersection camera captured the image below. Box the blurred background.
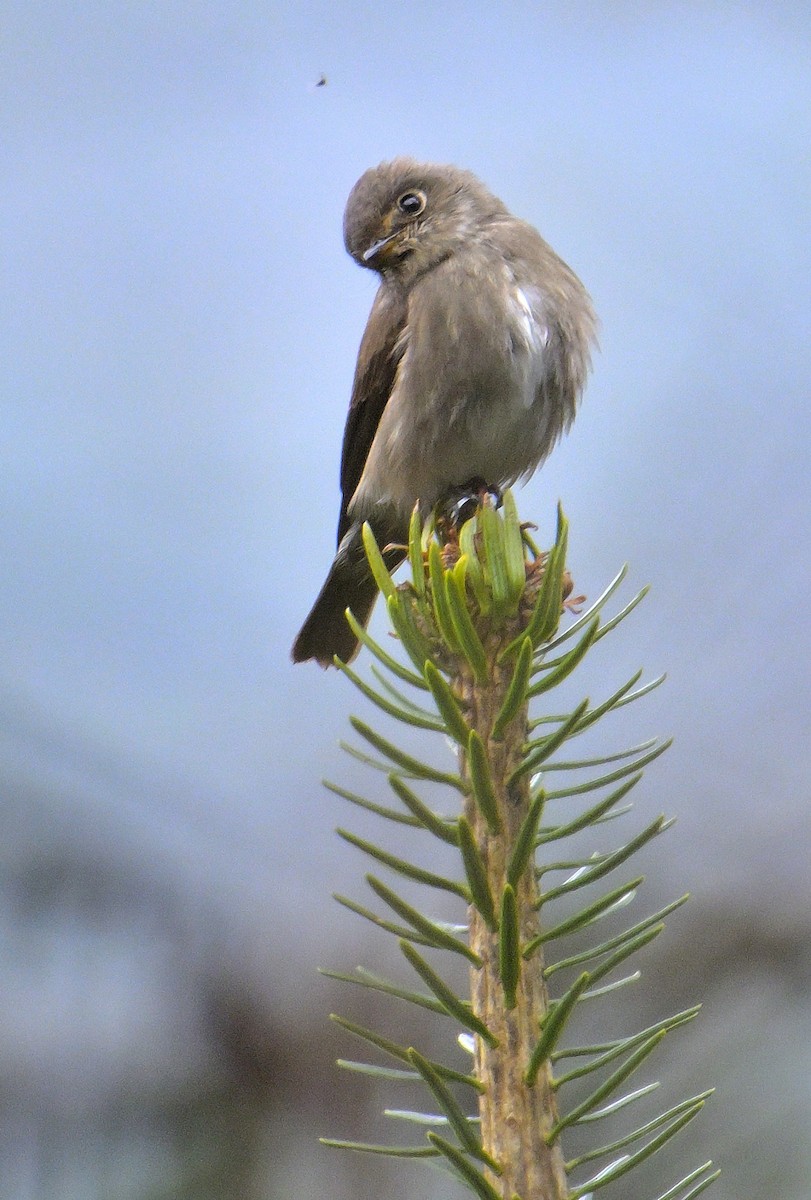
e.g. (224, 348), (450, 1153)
(2, 2), (810, 1197)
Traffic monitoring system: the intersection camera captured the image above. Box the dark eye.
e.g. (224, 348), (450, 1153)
(397, 189), (427, 216)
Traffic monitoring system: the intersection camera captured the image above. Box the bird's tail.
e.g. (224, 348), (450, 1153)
(291, 523), (404, 667)
(291, 560), (378, 667)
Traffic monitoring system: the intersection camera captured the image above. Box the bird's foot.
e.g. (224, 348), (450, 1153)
(435, 478), (503, 539)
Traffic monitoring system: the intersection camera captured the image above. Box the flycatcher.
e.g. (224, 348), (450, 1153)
(292, 158), (596, 666)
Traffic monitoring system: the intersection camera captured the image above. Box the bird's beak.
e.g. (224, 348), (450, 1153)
(362, 230), (403, 265)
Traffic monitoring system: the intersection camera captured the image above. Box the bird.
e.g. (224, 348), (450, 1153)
(291, 157), (596, 667)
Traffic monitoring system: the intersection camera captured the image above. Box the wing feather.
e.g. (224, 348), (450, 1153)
(337, 285), (407, 543)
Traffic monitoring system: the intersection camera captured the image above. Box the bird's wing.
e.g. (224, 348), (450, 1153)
(337, 284), (407, 543)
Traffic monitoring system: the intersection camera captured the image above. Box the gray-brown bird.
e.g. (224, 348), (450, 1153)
(292, 158), (596, 667)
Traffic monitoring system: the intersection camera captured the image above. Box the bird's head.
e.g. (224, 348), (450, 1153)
(343, 157), (506, 281)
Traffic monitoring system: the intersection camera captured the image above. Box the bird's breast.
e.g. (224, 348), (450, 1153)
(349, 256), (565, 519)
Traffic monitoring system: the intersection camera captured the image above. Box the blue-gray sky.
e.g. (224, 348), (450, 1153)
(2, 1), (810, 980)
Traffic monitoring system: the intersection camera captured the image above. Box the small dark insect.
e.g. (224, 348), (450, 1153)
(314, 74), (327, 87)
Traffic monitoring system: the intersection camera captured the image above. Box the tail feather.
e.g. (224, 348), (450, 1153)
(291, 520), (406, 666)
(291, 560), (380, 667)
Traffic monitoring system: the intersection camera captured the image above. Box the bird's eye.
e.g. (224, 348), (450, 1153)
(397, 190), (427, 217)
